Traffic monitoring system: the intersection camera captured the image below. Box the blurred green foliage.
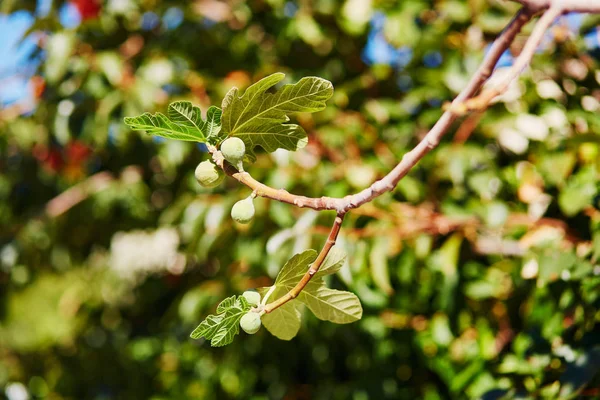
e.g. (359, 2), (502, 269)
(1, 0), (600, 399)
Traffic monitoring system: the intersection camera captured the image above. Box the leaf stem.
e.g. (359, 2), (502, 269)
(261, 285), (277, 306)
(263, 213), (346, 314)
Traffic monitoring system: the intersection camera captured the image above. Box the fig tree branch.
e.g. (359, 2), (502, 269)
(212, 2), (593, 315)
(210, 7), (534, 213)
(263, 213), (345, 314)
(453, 5), (564, 113)
(513, 0), (600, 13)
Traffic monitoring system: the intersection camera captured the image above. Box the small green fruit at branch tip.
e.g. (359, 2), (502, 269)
(195, 160), (225, 188)
(242, 291), (261, 306)
(231, 196), (255, 224)
(220, 137), (245, 170)
(240, 312), (261, 334)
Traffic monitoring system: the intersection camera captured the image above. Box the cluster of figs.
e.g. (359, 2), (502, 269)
(194, 137), (255, 224)
(239, 291), (262, 334)
(195, 138), (263, 334)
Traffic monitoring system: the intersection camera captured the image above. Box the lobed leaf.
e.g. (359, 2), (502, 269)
(190, 294), (252, 347)
(203, 106), (223, 140)
(198, 248), (360, 343)
(221, 73), (333, 155)
(124, 102), (222, 143)
(216, 295), (236, 314)
(209, 307), (245, 347)
(190, 314), (224, 340)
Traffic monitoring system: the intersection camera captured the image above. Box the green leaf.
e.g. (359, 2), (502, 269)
(314, 247), (346, 279)
(558, 166), (598, 217)
(190, 314), (224, 341)
(257, 286), (302, 341)
(125, 102), (222, 143)
(221, 73), (333, 155)
(209, 309), (245, 346)
(275, 250), (318, 287)
(261, 247), (362, 336)
(203, 106), (223, 140)
(45, 32), (76, 84)
(274, 247), (345, 287)
(369, 238), (394, 295)
(216, 295), (236, 313)
(235, 295), (251, 309)
(190, 294), (252, 347)
(299, 284), (363, 324)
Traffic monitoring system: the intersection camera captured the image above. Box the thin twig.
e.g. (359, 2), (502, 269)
(45, 166), (143, 217)
(211, 8), (534, 213)
(263, 213), (345, 313)
(225, 7), (537, 314)
(453, 112), (484, 144)
(455, 6), (563, 112)
(45, 172), (115, 217)
(513, 0), (600, 13)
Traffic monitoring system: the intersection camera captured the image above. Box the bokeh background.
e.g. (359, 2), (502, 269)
(1, 1), (600, 399)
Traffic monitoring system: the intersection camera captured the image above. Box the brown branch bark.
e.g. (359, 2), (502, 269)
(455, 6), (563, 112)
(263, 213), (345, 314)
(211, 8), (534, 214)
(232, 0), (599, 315)
(513, 0), (600, 13)
(45, 167), (143, 217)
(46, 172), (115, 217)
(224, 8), (537, 315)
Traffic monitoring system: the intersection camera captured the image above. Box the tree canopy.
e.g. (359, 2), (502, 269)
(1, 1), (600, 399)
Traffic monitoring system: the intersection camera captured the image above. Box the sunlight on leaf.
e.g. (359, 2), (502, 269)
(190, 295), (251, 347)
(299, 284), (363, 324)
(314, 247), (346, 279)
(125, 102), (222, 143)
(259, 247), (362, 340)
(275, 250), (318, 287)
(257, 286), (302, 340)
(221, 73), (333, 155)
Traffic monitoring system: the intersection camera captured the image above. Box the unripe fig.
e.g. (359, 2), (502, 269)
(231, 196), (255, 224)
(242, 290), (261, 306)
(220, 137), (245, 169)
(240, 312), (261, 334)
(195, 160), (225, 188)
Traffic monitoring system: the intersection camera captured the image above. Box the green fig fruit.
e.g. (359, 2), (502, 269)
(231, 197), (255, 224)
(240, 312), (261, 334)
(220, 137), (246, 169)
(195, 160), (225, 188)
(242, 291), (261, 306)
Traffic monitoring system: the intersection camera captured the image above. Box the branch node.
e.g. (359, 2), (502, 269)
(293, 198), (305, 208)
(426, 135), (440, 149)
(447, 102), (468, 116)
(211, 6), (535, 219)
